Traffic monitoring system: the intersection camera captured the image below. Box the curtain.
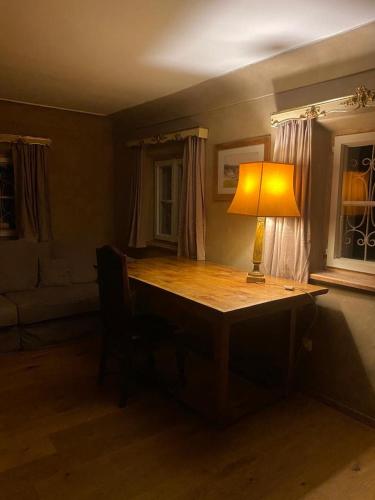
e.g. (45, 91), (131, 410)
(264, 119), (312, 282)
(128, 146), (144, 248)
(12, 142), (52, 241)
(178, 136), (206, 260)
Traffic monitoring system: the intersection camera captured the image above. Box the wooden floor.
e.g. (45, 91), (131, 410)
(1, 339), (375, 500)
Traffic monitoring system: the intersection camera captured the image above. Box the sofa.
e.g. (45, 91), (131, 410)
(0, 239), (102, 352)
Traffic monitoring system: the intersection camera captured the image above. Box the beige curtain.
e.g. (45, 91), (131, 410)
(128, 146), (144, 248)
(12, 142), (52, 241)
(264, 119), (312, 282)
(178, 136), (206, 260)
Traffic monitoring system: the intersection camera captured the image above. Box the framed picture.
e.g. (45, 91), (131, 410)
(214, 135), (271, 200)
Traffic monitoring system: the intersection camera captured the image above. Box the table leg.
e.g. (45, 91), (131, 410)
(213, 320), (230, 424)
(286, 307), (297, 396)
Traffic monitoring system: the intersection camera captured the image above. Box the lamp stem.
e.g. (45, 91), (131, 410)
(247, 216), (266, 283)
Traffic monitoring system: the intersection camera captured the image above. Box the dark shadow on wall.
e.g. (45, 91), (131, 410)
(164, 282), (375, 424)
(300, 288), (375, 421)
(173, 290), (375, 425)
(230, 311), (290, 392)
(157, 291), (375, 428)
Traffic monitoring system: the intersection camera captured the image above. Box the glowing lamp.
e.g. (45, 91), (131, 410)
(228, 162), (300, 283)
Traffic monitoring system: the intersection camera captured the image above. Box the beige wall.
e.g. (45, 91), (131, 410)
(0, 100), (114, 246)
(112, 24), (375, 421)
(304, 287), (375, 418)
(112, 22), (375, 267)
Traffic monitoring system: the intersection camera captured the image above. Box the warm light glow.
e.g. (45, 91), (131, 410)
(244, 171), (260, 194)
(264, 176), (287, 195)
(227, 161), (300, 217)
(342, 171), (368, 216)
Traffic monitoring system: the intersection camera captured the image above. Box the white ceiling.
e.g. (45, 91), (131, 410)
(0, 0), (374, 115)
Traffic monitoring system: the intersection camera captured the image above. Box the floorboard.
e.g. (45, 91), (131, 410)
(1, 338), (375, 499)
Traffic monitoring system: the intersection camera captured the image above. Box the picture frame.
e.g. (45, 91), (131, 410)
(214, 135), (271, 200)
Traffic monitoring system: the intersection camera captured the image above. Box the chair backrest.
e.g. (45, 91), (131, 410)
(96, 245), (133, 335)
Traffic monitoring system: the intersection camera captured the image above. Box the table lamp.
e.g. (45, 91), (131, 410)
(228, 161), (300, 283)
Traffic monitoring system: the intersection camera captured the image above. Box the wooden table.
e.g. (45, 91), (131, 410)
(128, 257), (328, 423)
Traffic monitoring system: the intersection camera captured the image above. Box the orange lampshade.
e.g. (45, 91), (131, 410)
(227, 161), (300, 217)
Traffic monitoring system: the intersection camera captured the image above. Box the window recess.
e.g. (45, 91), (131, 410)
(0, 152), (16, 239)
(327, 132), (375, 274)
(154, 158), (182, 243)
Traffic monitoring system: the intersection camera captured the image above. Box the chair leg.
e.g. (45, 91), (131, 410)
(119, 359), (129, 408)
(97, 337), (108, 385)
(176, 345), (187, 387)
(119, 382), (128, 408)
(119, 347), (134, 408)
(147, 350), (156, 379)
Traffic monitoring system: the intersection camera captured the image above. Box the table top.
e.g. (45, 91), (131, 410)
(127, 257), (328, 315)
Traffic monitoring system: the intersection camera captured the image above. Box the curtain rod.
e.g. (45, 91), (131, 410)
(0, 133), (52, 146)
(271, 85), (375, 127)
(126, 126), (208, 147)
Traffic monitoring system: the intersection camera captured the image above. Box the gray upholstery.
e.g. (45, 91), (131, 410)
(6, 283), (99, 325)
(0, 295), (18, 327)
(51, 240), (97, 283)
(0, 240), (102, 352)
(21, 314), (102, 350)
(0, 240), (39, 293)
(39, 257), (72, 287)
(36, 241), (52, 260)
(0, 327), (21, 352)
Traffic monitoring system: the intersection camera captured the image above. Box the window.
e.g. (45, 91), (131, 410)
(154, 159), (182, 242)
(0, 152), (16, 239)
(327, 132), (375, 274)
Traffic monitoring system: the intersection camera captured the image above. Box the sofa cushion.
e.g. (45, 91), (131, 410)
(6, 283), (99, 325)
(0, 295), (18, 327)
(21, 314), (102, 350)
(0, 240), (38, 293)
(35, 241), (52, 260)
(51, 241), (97, 284)
(0, 327), (21, 352)
(39, 257), (72, 287)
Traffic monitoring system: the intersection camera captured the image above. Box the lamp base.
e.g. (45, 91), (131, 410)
(246, 271), (265, 283)
(246, 216), (266, 283)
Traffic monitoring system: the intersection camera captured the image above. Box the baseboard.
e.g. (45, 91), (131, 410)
(305, 389), (375, 429)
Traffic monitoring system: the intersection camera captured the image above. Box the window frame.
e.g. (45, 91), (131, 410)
(154, 158), (182, 243)
(0, 152), (17, 239)
(327, 131), (375, 274)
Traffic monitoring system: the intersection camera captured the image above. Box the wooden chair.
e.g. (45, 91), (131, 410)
(96, 245), (185, 406)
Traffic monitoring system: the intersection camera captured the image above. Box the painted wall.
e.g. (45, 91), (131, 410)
(0, 100), (114, 246)
(112, 22), (375, 266)
(301, 113), (375, 421)
(304, 287), (375, 419)
(112, 23), (375, 421)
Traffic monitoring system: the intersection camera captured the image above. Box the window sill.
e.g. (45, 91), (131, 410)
(310, 267), (375, 294)
(146, 239), (177, 251)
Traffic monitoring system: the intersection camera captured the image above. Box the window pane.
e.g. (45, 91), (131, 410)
(0, 158), (16, 235)
(340, 144), (375, 262)
(160, 166), (172, 201)
(160, 201), (172, 235)
(177, 163), (183, 202)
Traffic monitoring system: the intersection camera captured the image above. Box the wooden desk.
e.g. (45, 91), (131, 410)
(128, 257), (328, 423)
